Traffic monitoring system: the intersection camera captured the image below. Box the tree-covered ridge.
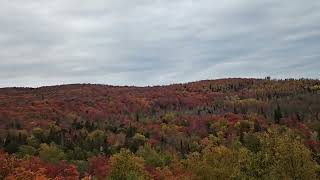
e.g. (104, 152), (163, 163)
(0, 78), (320, 179)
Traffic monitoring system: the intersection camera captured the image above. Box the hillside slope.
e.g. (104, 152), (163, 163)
(0, 78), (319, 130)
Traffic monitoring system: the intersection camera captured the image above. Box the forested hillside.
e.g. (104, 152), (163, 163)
(0, 78), (320, 179)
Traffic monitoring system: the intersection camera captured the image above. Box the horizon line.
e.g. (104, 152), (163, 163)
(1, 77), (319, 89)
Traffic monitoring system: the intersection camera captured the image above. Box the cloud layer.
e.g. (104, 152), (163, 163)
(0, 0), (319, 87)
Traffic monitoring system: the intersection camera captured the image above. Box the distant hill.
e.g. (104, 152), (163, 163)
(0, 78), (319, 131)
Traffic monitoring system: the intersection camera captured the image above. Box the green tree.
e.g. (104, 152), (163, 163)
(17, 145), (37, 158)
(109, 149), (150, 180)
(4, 141), (19, 154)
(66, 146), (88, 161)
(26, 136), (40, 148)
(137, 144), (171, 168)
(274, 106), (283, 124)
(32, 127), (45, 142)
(163, 112), (175, 124)
(39, 143), (65, 164)
(86, 130), (107, 153)
(129, 133), (146, 152)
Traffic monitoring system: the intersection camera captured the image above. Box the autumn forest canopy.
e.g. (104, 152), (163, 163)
(0, 78), (320, 179)
(1, 0), (319, 179)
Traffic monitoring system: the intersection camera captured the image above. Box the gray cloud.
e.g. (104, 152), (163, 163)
(0, 0), (319, 87)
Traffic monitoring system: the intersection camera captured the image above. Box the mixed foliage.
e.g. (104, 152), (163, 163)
(0, 78), (320, 179)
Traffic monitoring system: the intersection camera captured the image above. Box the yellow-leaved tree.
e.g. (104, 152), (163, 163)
(109, 149), (150, 180)
(186, 128), (320, 180)
(255, 129), (319, 180)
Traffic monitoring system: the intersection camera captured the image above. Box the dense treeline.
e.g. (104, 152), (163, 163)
(0, 78), (320, 179)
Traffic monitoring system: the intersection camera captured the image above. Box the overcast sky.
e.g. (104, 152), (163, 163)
(0, 0), (319, 87)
